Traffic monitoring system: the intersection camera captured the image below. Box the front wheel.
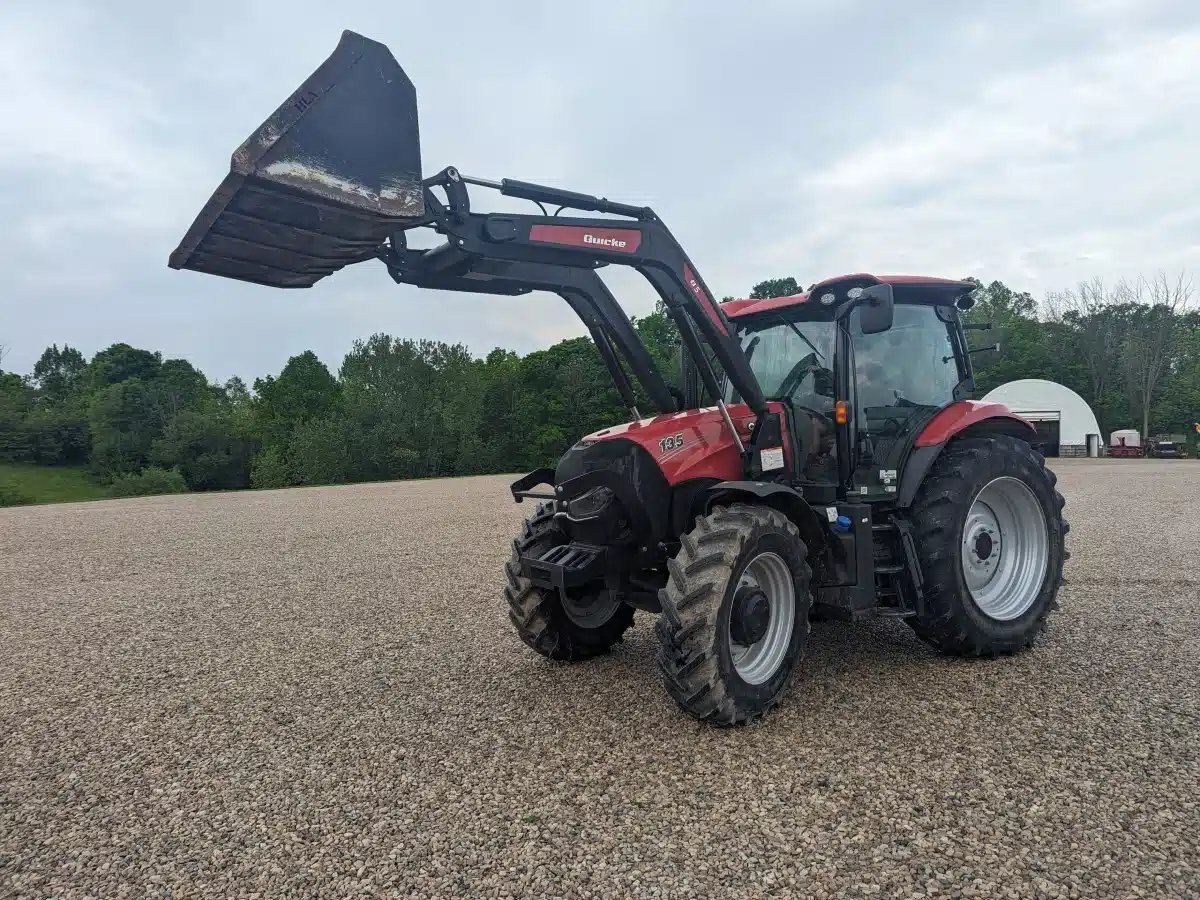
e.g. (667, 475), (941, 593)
(504, 502), (635, 661)
(656, 504), (811, 725)
(908, 435), (1068, 655)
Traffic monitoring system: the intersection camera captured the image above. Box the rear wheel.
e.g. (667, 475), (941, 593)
(908, 435), (1068, 655)
(504, 502), (634, 661)
(656, 504), (811, 725)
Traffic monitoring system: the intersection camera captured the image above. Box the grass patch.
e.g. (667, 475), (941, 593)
(0, 463), (111, 506)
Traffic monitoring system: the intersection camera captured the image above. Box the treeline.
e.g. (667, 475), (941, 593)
(963, 274), (1198, 440)
(1, 274), (1196, 500)
(0, 312), (680, 496)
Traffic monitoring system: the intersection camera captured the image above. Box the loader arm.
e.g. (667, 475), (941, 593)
(167, 29), (767, 454)
(398, 167), (767, 419)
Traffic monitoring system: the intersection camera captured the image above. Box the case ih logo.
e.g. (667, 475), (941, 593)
(584, 233), (626, 248)
(529, 224), (641, 253)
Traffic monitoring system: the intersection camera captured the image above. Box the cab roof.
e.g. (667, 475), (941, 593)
(722, 273), (975, 319)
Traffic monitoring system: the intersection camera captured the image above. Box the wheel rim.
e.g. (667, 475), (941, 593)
(728, 552), (795, 685)
(561, 590), (622, 628)
(961, 476), (1049, 621)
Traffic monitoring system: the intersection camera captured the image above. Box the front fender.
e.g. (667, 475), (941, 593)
(704, 481), (826, 553)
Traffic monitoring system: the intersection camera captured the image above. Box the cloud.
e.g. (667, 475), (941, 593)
(2, 0), (1199, 380)
(763, 13), (1200, 294)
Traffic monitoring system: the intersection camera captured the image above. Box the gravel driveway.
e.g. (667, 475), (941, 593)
(2, 460), (1197, 898)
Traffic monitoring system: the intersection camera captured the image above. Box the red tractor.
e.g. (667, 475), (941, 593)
(171, 33), (1068, 724)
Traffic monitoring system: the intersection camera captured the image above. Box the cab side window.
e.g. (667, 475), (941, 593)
(852, 303), (960, 416)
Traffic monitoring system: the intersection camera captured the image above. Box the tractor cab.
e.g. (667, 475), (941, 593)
(722, 275), (977, 502)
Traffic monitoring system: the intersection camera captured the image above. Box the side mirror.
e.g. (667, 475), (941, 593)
(968, 342), (1002, 360)
(857, 284), (895, 335)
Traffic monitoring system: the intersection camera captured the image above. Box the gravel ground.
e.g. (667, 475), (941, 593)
(1, 459), (1198, 899)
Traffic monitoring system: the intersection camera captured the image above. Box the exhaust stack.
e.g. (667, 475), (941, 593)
(168, 31), (424, 288)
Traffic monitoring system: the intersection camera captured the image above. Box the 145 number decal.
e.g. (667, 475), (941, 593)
(659, 433), (685, 453)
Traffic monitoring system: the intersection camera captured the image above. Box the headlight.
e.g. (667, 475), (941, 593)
(565, 486), (615, 520)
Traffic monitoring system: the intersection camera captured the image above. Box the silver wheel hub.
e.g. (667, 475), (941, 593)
(728, 551), (795, 685)
(961, 476), (1049, 621)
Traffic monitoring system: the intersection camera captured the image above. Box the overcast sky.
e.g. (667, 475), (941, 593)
(2, 0), (1199, 381)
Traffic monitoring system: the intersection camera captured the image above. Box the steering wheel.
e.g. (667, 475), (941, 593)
(777, 352), (831, 400)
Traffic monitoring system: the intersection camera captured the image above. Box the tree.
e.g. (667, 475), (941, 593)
(749, 277), (801, 300)
(223, 376), (251, 404)
(288, 415), (354, 485)
(0, 372), (34, 461)
(152, 359), (211, 421)
(255, 352), (340, 431)
(88, 378), (161, 476)
(515, 336), (624, 466)
(32, 345), (87, 403)
(962, 279), (1061, 395)
(1119, 272), (1193, 438)
(633, 306), (682, 393)
(339, 335), (446, 479)
(1151, 314), (1200, 436)
(151, 406), (254, 491)
(84, 349), (215, 479)
(253, 351), (342, 478)
(87, 343), (161, 389)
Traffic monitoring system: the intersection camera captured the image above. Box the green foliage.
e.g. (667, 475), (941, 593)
(249, 445), (292, 489)
(633, 307), (683, 394)
(108, 466), (188, 498)
(3, 270), (1197, 501)
(255, 351), (340, 434)
(0, 372), (35, 461)
(0, 462), (110, 506)
(151, 405), (254, 491)
(88, 378), (160, 477)
(32, 344), (86, 403)
(87, 343), (162, 389)
(750, 277), (801, 299)
(0, 484), (29, 507)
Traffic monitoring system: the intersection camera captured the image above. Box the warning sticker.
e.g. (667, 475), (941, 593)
(761, 447), (785, 470)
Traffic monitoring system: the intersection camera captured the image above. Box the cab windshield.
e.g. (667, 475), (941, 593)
(724, 314), (837, 414)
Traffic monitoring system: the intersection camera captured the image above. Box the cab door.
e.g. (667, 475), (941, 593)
(849, 302), (964, 499)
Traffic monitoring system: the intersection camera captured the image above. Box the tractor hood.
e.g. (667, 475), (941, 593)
(168, 31), (425, 288)
(583, 406), (760, 485)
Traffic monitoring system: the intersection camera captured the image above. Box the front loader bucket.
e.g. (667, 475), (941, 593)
(169, 31), (423, 288)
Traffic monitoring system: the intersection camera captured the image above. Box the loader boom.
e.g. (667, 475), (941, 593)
(381, 165), (767, 419)
(168, 30), (768, 451)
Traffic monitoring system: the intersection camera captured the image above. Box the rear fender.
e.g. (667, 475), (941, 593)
(913, 401), (1034, 448)
(898, 412), (1037, 508)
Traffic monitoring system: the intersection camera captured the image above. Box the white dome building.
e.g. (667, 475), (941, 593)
(981, 379), (1102, 457)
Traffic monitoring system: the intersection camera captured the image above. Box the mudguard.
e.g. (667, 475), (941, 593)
(898, 403), (1037, 507)
(913, 401), (1033, 447)
(704, 481), (827, 552)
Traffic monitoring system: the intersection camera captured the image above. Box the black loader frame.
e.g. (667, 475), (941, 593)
(376, 165), (771, 460)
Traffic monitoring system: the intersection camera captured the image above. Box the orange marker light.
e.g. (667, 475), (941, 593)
(835, 401), (850, 425)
